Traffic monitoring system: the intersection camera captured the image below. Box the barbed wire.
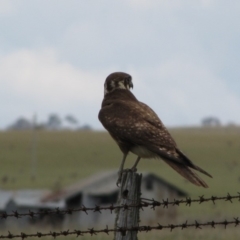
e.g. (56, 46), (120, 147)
(0, 217), (239, 239)
(1, 192), (239, 220)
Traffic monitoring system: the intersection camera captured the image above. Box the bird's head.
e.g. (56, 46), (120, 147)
(104, 72), (133, 95)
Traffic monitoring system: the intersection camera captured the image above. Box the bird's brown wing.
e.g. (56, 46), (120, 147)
(133, 102), (212, 181)
(99, 97), (175, 152)
(99, 96), (212, 187)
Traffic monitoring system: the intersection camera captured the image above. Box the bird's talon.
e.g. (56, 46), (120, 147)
(116, 171), (122, 187)
(116, 178), (121, 187)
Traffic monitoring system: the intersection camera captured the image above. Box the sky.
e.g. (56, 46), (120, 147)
(0, 0), (240, 129)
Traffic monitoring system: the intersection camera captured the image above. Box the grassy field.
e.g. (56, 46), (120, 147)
(0, 127), (240, 239)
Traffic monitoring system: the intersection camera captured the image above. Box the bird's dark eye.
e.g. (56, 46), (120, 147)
(124, 77), (130, 85)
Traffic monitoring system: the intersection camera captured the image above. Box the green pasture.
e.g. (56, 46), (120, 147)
(1, 127), (239, 194)
(0, 127), (240, 239)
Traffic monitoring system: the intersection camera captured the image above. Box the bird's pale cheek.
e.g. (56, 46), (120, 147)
(117, 81), (128, 90)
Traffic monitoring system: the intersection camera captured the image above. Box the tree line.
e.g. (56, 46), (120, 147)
(7, 114), (92, 131)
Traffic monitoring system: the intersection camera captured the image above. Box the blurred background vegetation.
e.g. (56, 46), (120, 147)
(0, 126), (240, 239)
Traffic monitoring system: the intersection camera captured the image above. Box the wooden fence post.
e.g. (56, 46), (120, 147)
(114, 170), (142, 240)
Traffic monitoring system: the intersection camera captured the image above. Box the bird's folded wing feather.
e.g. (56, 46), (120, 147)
(99, 99), (177, 151)
(99, 99), (212, 178)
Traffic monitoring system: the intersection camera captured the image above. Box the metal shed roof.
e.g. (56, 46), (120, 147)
(42, 170), (187, 202)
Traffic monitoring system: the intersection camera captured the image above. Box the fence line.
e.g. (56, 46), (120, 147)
(0, 217), (239, 239)
(1, 192), (239, 220)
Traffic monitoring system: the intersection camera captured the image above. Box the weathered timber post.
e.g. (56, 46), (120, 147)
(114, 170), (142, 240)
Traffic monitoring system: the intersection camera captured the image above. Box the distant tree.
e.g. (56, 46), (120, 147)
(227, 122), (237, 127)
(35, 123), (46, 130)
(201, 117), (221, 127)
(46, 114), (62, 130)
(65, 115), (78, 125)
(78, 124), (92, 131)
(7, 117), (32, 130)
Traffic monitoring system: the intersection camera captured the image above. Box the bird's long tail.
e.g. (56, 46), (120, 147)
(176, 148), (212, 178)
(163, 160), (209, 188)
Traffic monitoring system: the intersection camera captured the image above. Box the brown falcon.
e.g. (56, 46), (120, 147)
(98, 72), (212, 187)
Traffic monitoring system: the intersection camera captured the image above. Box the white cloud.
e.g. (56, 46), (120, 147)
(0, 48), (107, 128)
(0, 49), (239, 129)
(0, 0), (15, 15)
(127, 0), (216, 9)
(0, 48), (103, 103)
(130, 56), (240, 126)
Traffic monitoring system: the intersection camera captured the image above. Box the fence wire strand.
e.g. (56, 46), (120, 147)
(0, 217), (239, 239)
(1, 192), (239, 220)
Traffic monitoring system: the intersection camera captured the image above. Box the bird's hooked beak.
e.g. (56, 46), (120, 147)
(129, 81), (133, 89)
(125, 77), (133, 90)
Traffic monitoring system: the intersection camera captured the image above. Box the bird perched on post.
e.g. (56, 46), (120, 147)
(98, 72), (212, 187)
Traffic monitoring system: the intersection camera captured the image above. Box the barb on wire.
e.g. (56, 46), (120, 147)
(0, 217), (239, 239)
(1, 192), (240, 220)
